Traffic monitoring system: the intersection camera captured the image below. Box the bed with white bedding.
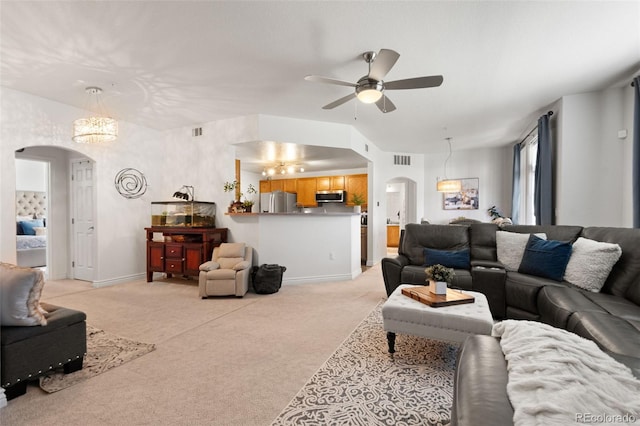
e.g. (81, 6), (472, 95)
(15, 191), (47, 268)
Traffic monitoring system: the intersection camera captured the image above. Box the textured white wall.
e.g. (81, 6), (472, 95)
(15, 159), (47, 191)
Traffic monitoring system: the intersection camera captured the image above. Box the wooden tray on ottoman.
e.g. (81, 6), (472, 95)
(401, 286), (475, 307)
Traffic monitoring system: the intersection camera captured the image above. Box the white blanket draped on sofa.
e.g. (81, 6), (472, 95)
(492, 320), (640, 426)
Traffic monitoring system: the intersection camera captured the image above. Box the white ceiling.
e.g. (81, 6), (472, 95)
(2, 1), (639, 170)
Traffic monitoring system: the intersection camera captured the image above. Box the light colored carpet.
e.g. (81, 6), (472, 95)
(271, 304), (458, 426)
(39, 325), (156, 393)
(1, 264), (386, 425)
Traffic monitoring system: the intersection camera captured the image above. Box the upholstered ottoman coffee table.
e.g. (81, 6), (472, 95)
(382, 284), (493, 352)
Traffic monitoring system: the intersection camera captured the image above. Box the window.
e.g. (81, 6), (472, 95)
(519, 133), (538, 225)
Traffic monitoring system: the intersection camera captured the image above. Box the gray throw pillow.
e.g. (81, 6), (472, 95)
(564, 237), (622, 292)
(0, 262), (47, 326)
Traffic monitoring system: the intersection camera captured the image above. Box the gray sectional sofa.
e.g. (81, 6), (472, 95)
(381, 223), (640, 426)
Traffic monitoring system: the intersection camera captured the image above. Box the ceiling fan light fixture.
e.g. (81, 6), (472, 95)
(356, 80), (383, 104)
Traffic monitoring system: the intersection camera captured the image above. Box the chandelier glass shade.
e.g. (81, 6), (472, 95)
(72, 87), (118, 144)
(72, 116), (118, 144)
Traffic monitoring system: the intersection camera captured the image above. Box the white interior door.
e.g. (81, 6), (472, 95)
(72, 160), (95, 281)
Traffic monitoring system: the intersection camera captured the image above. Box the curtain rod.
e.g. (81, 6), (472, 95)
(517, 110), (554, 146)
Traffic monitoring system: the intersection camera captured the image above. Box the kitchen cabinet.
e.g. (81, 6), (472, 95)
(145, 227), (228, 282)
(387, 225), (400, 248)
(317, 176), (345, 191)
(346, 174), (368, 206)
(283, 179), (297, 193)
(259, 179), (297, 194)
(259, 180), (271, 193)
(296, 177), (318, 207)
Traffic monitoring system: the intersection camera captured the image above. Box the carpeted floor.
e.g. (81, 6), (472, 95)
(40, 325), (156, 393)
(1, 263), (387, 425)
(271, 304), (459, 426)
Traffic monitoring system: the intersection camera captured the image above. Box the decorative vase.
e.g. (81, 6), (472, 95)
(245, 205), (253, 213)
(429, 280), (448, 295)
(354, 205), (361, 213)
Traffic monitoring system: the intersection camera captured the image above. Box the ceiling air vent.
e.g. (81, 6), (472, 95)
(393, 155), (411, 166)
(192, 127), (203, 137)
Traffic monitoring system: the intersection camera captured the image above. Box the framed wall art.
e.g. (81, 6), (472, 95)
(443, 178), (479, 210)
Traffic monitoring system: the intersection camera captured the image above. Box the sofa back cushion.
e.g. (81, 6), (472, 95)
(469, 223), (499, 262)
(402, 223), (470, 266)
(502, 225), (583, 243)
(582, 227), (640, 302)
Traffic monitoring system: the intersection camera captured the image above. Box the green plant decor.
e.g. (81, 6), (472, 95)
(425, 264), (455, 283)
(351, 192), (365, 206)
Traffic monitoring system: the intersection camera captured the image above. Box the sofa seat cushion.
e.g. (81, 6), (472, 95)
(538, 286), (606, 329)
(567, 311), (640, 358)
(582, 292), (640, 321)
(1, 303), (86, 346)
(203, 268), (236, 280)
(505, 272), (565, 316)
(400, 266), (472, 290)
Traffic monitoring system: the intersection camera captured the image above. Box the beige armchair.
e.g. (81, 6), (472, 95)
(199, 243), (253, 298)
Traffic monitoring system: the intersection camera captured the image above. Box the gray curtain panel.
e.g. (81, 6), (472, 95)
(633, 76), (640, 227)
(535, 113), (554, 225)
(511, 143), (521, 224)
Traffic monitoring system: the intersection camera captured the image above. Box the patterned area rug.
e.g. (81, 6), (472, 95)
(39, 325), (156, 393)
(271, 303), (459, 426)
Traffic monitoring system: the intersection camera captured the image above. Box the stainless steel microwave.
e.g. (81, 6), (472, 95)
(315, 190), (346, 203)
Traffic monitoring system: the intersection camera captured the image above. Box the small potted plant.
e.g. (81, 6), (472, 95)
(351, 192), (365, 213)
(425, 264), (454, 295)
(223, 180), (243, 212)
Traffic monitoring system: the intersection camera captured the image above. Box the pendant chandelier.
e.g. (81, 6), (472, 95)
(72, 86), (118, 144)
(436, 137), (462, 192)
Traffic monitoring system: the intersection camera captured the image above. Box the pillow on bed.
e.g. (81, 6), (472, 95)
(0, 262), (47, 326)
(19, 219), (44, 236)
(34, 227), (47, 236)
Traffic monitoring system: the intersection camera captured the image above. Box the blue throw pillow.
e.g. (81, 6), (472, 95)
(424, 248), (470, 269)
(518, 235), (572, 281)
(19, 219), (44, 236)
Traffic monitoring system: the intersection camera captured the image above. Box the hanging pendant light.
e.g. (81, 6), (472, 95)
(436, 137), (462, 192)
(72, 87), (118, 144)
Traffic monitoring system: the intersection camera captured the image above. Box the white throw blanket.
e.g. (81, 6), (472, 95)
(492, 320), (640, 426)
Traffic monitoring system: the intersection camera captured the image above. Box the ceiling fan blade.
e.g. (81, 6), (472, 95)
(305, 75), (357, 88)
(385, 75), (444, 90)
(368, 49), (400, 81)
(376, 95), (396, 113)
(323, 93), (357, 110)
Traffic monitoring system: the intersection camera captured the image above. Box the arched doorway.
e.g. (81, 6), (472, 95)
(385, 176), (417, 251)
(15, 146), (93, 281)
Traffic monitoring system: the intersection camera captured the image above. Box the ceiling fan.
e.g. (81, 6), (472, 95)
(305, 49), (443, 113)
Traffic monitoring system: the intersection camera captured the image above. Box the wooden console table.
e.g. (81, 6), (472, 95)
(145, 227), (228, 282)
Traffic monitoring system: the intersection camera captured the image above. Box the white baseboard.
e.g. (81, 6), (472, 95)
(91, 273), (146, 288)
(282, 273), (353, 285)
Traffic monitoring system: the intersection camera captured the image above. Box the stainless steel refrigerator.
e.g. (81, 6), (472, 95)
(260, 190), (297, 213)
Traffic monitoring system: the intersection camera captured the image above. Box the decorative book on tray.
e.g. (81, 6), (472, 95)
(401, 286), (475, 307)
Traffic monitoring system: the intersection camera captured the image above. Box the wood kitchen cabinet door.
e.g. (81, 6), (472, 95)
(259, 180), (271, 193)
(270, 180), (285, 192)
(296, 177), (317, 207)
(283, 179), (297, 193)
(345, 174), (368, 206)
(331, 175), (345, 190)
(316, 176), (331, 191)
